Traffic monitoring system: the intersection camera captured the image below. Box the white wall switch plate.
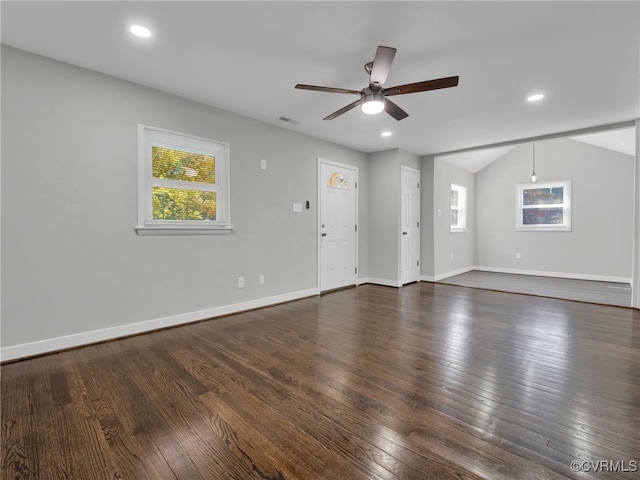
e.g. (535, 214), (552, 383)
(293, 203), (303, 213)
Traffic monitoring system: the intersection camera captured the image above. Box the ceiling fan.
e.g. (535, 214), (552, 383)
(295, 45), (459, 121)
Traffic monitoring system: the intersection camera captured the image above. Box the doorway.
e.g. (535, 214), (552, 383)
(318, 159), (358, 292)
(401, 166), (420, 285)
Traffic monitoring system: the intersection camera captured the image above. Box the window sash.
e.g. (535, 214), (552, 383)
(450, 184), (467, 232)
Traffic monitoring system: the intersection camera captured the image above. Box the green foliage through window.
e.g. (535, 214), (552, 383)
(152, 146), (215, 184)
(153, 187), (217, 221)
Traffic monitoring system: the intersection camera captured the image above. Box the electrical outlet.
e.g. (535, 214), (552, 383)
(516, 252), (522, 260)
(237, 277), (244, 288)
(450, 253), (454, 261)
(293, 203), (303, 213)
(260, 159), (267, 170)
(259, 274), (265, 285)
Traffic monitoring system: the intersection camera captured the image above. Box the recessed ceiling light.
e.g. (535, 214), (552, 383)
(527, 93), (544, 102)
(381, 131), (392, 137)
(129, 25), (152, 38)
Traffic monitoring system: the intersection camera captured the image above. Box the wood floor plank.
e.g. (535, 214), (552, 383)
(191, 333), (479, 480)
(70, 343), (180, 479)
(2, 283), (639, 479)
(207, 329), (509, 479)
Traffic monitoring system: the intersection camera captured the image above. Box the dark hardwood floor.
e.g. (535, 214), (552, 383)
(2, 283), (639, 479)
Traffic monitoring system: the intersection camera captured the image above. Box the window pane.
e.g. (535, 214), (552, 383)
(523, 187), (564, 206)
(451, 189), (459, 208)
(328, 172), (349, 189)
(152, 187), (217, 221)
(152, 146), (215, 184)
(451, 209), (459, 226)
(522, 207), (563, 225)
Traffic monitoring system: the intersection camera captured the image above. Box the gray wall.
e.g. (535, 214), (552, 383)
(420, 157), (435, 279)
(475, 138), (634, 279)
(367, 148), (419, 285)
(633, 120), (640, 308)
(1, 46), (369, 350)
(433, 159), (476, 279)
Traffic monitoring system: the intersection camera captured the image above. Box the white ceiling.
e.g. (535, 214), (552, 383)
(2, 1), (639, 159)
(570, 127), (636, 157)
(436, 145), (517, 173)
(437, 125), (636, 173)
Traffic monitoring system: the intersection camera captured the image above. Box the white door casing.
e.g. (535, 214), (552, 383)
(401, 166), (420, 285)
(318, 159), (358, 292)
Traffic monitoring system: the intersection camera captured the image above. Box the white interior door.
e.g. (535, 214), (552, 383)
(401, 167), (420, 285)
(319, 160), (357, 292)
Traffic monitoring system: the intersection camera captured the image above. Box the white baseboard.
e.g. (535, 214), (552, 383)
(423, 266), (631, 285)
(0, 288), (318, 362)
(474, 266), (631, 284)
(432, 266), (476, 282)
(364, 277), (403, 288)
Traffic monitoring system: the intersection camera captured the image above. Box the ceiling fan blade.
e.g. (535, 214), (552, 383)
(384, 76), (459, 96)
(369, 46), (396, 89)
(384, 99), (409, 121)
(323, 99), (362, 120)
(295, 84), (361, 95)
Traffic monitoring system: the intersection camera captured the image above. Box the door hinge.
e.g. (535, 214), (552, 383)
(417, 182), (420, 189)
(355, 181), (358, 189)
(417, 260), (420, 266)
(355, 225), (358, 232)
(417, 221), (420, 228)
(355, 266), (358, 274)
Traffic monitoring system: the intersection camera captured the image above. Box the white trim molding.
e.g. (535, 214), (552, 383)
(474, 266), (631, 285)
(632, 119), (640, 308)
(431, 266), (476, 282)
(0, 288), (318, 362)
(423, 266), (631, 285)
(364, 278), (403, 288)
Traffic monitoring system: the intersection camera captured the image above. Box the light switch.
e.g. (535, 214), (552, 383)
(293, 203), (303, 213)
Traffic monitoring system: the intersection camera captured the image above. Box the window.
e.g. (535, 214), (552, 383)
(137, 125), (231, 234)
(516, 180), (571, 231)
(328, 171), (350, 189)
(450, 184), (467, 232)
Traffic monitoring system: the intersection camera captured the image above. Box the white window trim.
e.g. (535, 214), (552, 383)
(136, 124), (232, 235)
(516, 180), (571, 231)
(450, 183), (467, 232)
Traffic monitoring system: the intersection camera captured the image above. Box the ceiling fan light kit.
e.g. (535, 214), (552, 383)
(295, 45), (459, 121)
(361, 92), (385, 115)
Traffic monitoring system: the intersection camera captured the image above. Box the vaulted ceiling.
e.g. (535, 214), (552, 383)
(2, 1), (638, 163)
